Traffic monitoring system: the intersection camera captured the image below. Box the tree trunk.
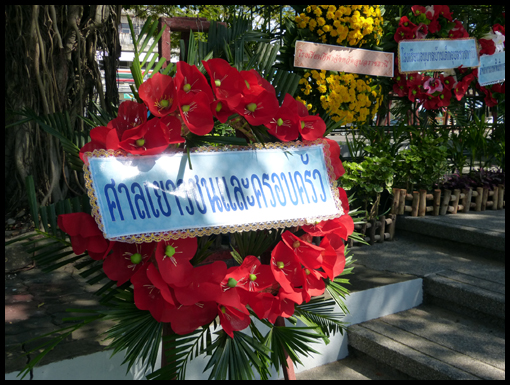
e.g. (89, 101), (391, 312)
(5, 5), (121, 216)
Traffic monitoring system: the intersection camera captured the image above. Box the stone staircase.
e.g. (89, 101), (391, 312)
(345, 211), (505, 380)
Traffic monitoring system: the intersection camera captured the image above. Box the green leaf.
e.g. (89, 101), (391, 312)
(203, 329), (271, 380)
(266, 326), (323, 371)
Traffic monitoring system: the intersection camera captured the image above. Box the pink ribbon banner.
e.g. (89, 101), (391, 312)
(294, 40), (394, 77)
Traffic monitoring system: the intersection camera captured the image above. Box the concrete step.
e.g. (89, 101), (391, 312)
(395, 211), (505, 260)
(423, 269), (505, 328)
(347, 304), (505, 380)
(295, 348), (412, 380)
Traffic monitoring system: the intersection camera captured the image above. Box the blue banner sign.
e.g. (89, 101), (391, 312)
(399, 38), (479, 73)
(84, 140), (344, 243)
(478, 52), (505, 87)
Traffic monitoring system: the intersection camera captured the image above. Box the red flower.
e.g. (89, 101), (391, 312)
(394, 16), (418, 42)
(155, 237), (197, 288)
(234, 89), (279, 126)
(172, 261), (226, 306)
(454, 72), (475, 101)
(57, 213), (112, 260)
(217, 302), (251, 338)
(281, 230), (323, 270)
(102, 242), (156, 286)
(407, 73), (425, 102)
(177, 91), (214, 136)
(139, 72), (177, 117)
(210, 99), (235, 123)
(240, 69), (275, 98)
(118, 118), (170, 155)
(301, 265), (326, 303)
(479, 39), (496, 56)
(267, 287), (303, 323)
(175, 61), (214, 103)
(302, 214), (354, 240)
(478, 85), (499, 107)
(270, 242), (304, 294)
(493, 24), (505, 36)
(107, 101), (148, 141)
(79, 126), (119, 164)
(448, 20), (469, 39)
(319, 233), (346, 280)
(299, 115), (326, 141)
(131, 264), (176, 323)
(434, 5), (452, 22)
(324, 138), (345, 179)
(265, 93), (300, 141)
(411, 5), (427, 17)
(338, 187), (349, 214)
(224, 255), (274, 293)
(160, 115), (186, 143)
(202, 58), (244, 109)
(167, 301), (218, 335)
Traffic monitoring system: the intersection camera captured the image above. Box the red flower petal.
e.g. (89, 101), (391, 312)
(270, 242), (304, 293)
(107, 101), (148, 141)
(202, 58), (244, 109)
(281, 231), (323, 270)
(177, 91), (214, 136)
(139, 72), (177, 117)
(175, 61), (214, 102)
(168, 301), (218, 335)
(103, 242), (155, 286)
(173, 261), (226, 305)
(118, 118), (170, 155)
(265, 94), (300, 142)
(155, 238), (197, 287)
(235, 90), (279, 126)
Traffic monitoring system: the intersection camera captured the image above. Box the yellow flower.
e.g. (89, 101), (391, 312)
(318, 84), (327, 93)
(322, 24), (331, 32)
(314, 7), (322, 17)
(317, 17), (326, 27)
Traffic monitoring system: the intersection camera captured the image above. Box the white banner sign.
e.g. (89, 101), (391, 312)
(84, 140), (344, 243)
(478, 52), (505, 87)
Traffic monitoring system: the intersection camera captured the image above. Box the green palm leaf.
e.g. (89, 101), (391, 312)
(204, 330), (272, 380)
(294, 297), (348, 341)
(265, 325), (323, 371)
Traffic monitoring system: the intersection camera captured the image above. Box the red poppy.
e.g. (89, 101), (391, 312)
(155, 237), (198, 288)
(159, 115), (186, 143)
(240, 69), (275, 98)
(479, 39), (496, 56)
(319, 233), (346, 280)
(146, 262), (178, 306)
(299, 115), (327, 141)
(167, 301), (218, 335)
(210, 99), (235, 123)
(270, 242), (304, 294)
(79, 126), (119, 164)
(267, 287), (303, 323)
(131, 264), (175, 323)
(411, 5), (427, 17)
(301, 266), (326, 303)
(434, 5), (452, 22)
(223, 255), (274, 293)
(235, 89), (279, 127)
(394, 17), (418, 42)
(217, 302), (251, 338)
(202, 58), (244, 109)
(172, 261), (226, 306)
(338, 187), (350, 214)
(324, 138), (345, 179)
(107, 101), (148, 141)
(175, 61), (214, 103)
(448, 20), (469, 39)
(102, 242), (156, 286)
(454, 72), (475, 101)
(177, 91), (214, 136)
(302, 214), (354, 240)
(57, 213), (111, 260)
(281, 230), (323, 270)
(265, 93), (300, 141)
(118, 118), (170, 155)
(139, 72), (177, 117)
